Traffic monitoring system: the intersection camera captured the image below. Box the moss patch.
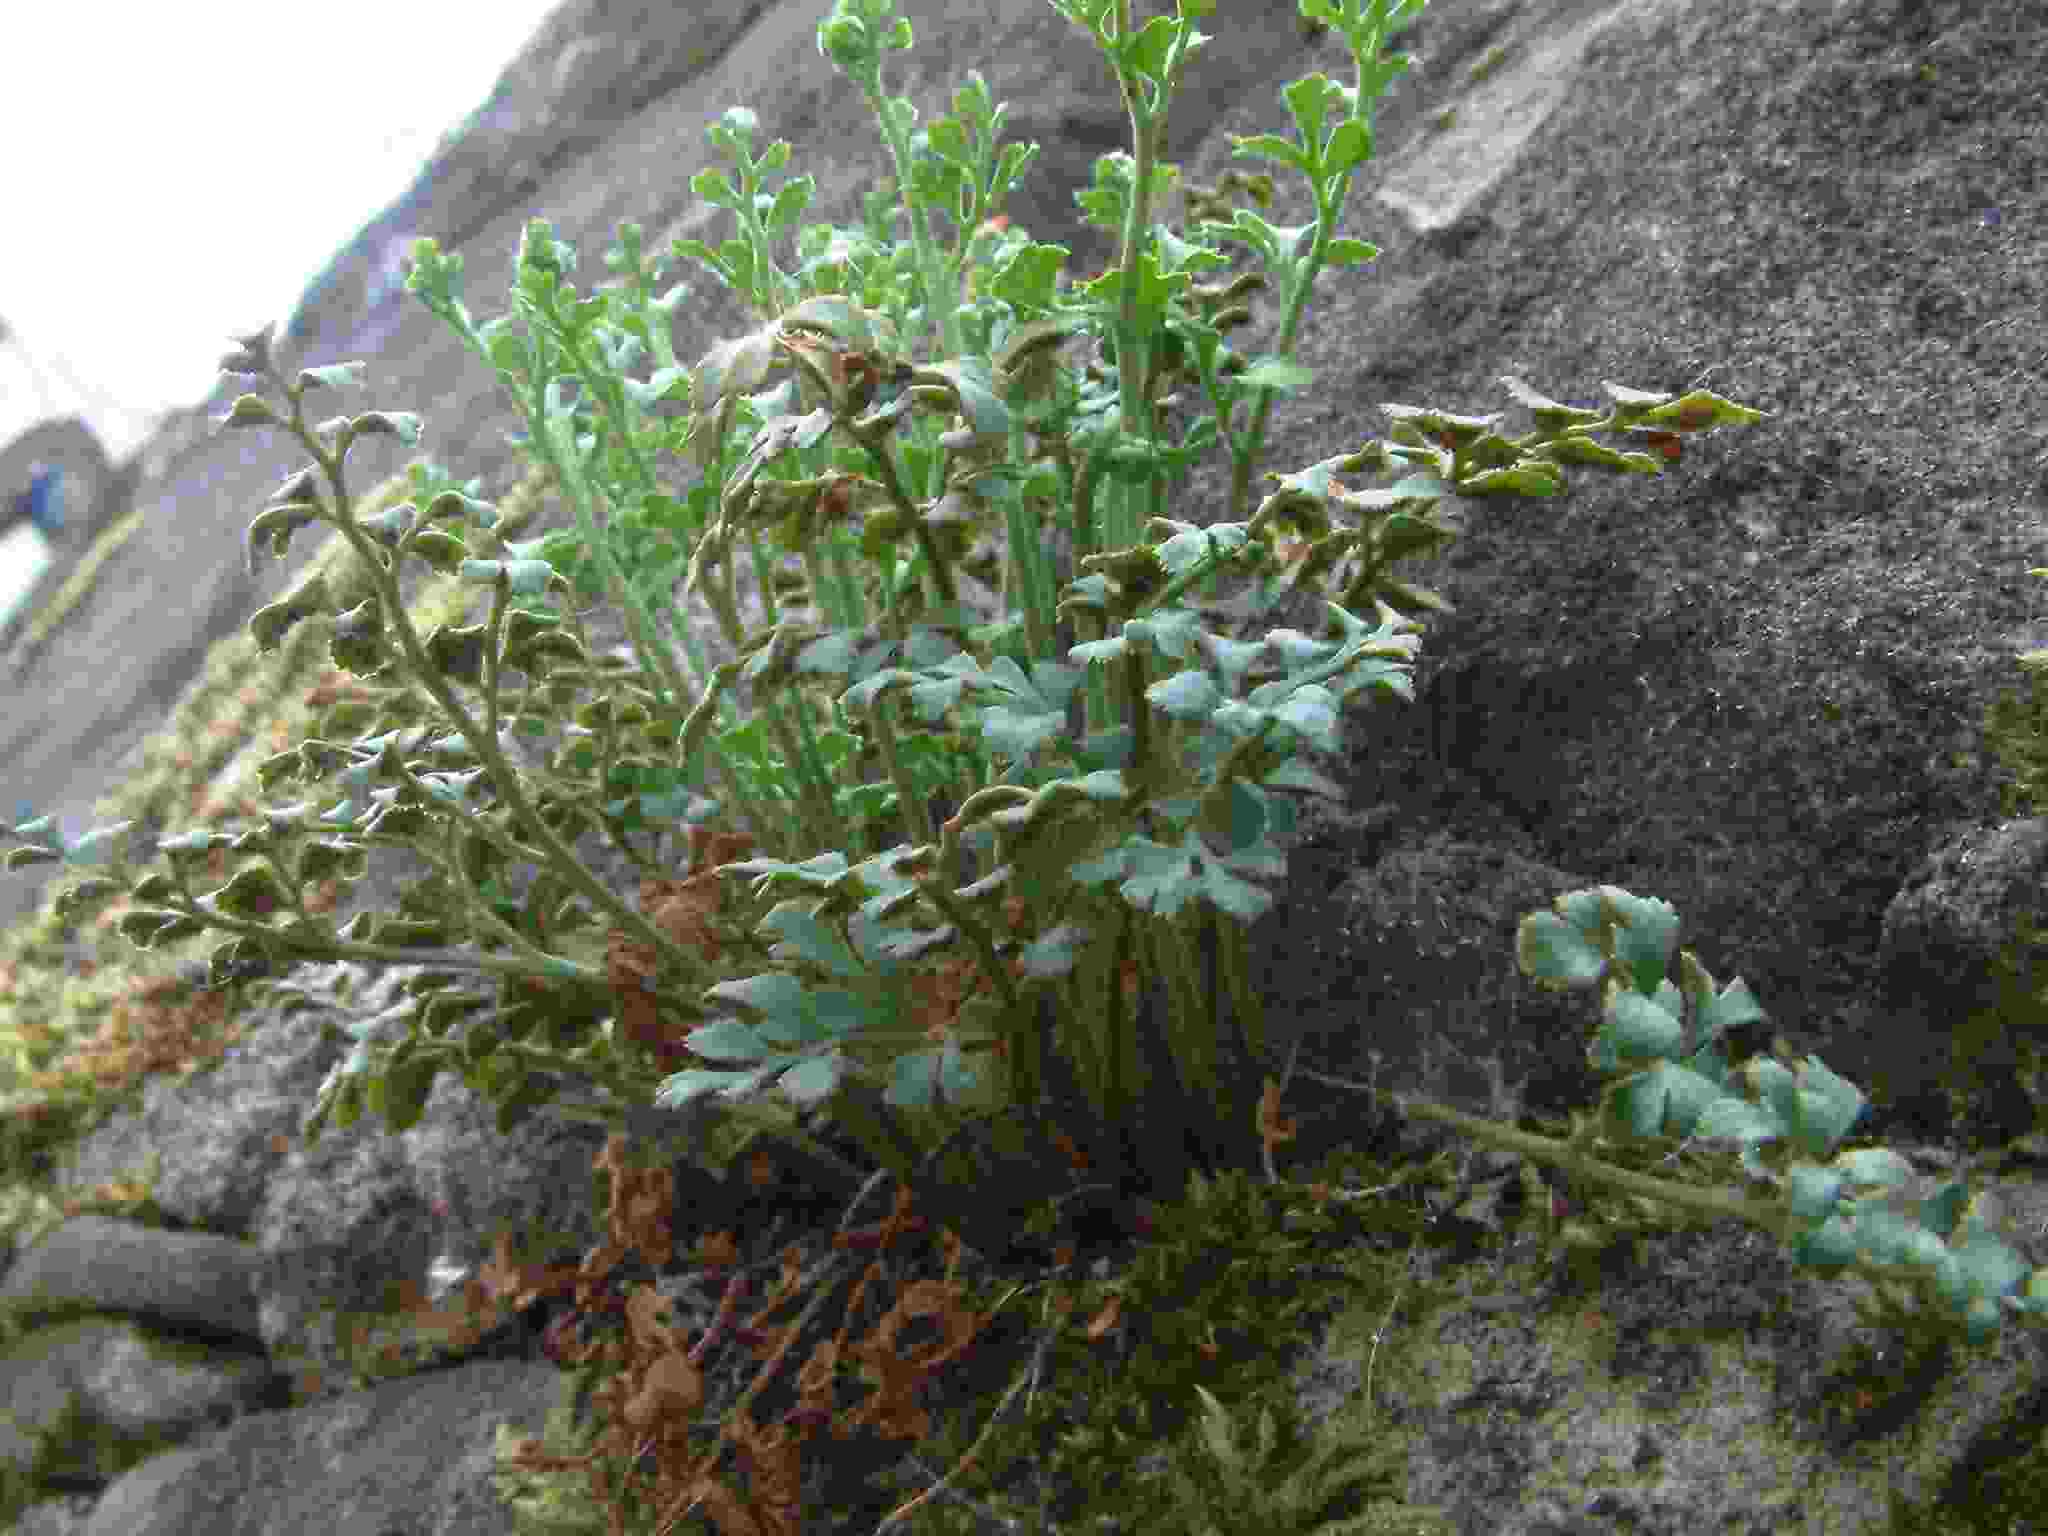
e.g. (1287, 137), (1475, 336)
(0, 456), (558, 1245)
(0, 454), (585, 1518)
(491, 1140), (1496, 1535)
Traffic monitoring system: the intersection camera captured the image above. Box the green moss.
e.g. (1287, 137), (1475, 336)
(0, 455), (566, 1281)
(1467, 43), (1513, 85)
(1946, 625), (2048, 1148)
(0, 454), (591, 1518)
(0, 456), (562, 1165)
(490, 1363), (620, 1536)
(14, 506), (150, 657)
(1881, 1384), (2048, 1532)
(1978, 638), (2048, 825)
(491, 1140), (1498, 1534)
(0, 1303), (264, 1529)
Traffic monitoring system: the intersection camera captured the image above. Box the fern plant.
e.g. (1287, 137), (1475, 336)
(1161, 1383), (1444, 1536)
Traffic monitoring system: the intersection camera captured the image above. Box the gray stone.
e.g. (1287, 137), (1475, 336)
(34, 958), (678, 1389)
(1, 1218), (264, 1341)
(1882, 817), (2048, 1026)
(69, 1361), (567, 1536)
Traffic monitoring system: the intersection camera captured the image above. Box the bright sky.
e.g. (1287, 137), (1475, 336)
(0, 2), (566, 465)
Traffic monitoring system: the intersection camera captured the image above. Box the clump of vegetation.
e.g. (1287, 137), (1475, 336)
(13, 0), (2030, 1527)
(1939, 563), (2048, 1148)
(0, 458), (543, 1204)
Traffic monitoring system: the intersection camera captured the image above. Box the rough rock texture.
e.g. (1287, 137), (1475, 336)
(20, 962), (627, 1386)
(274, 3), (779, 361)
(1198, 0), (2048, 1149)
(2, 0), (2048, 1532)
(1271, 1166), (2048, 1535)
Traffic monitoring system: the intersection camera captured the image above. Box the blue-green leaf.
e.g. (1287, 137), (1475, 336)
(1914, 1178), (1971, 1239)
(682, 1017), (771, 1062)
(1069, 635), (1128, 666)
(718, 852), (854, 897)
(1016, 924), (1088, 980)
(1605, 1061), (1725, 1140)
(1515, 909), (1611, 990)
(1783, 1057), (1867, 1156)
(1104, 827), (1275, 921)
(886, 1044), (979, 1108)
(1260, 758), (1346, 800)
(1831, 1146), (1915, 1191)
(1153, 520), (1250, 576)
(1196, 631), (1269, 695)
(779, 1054), (846, 1103)
(655, 1065), (781, 1106)
(979, 700), (1070, 758)
(1592, 989), (1683, 1066)
(1692, 1096), (1786, 1163)
(755, 906), (863, 978)
(1266, 681), (1339, 749)
(1783, 1163), (1846, 1227)
(808, 987), (879, 1043)
(1788, 1214), (1859, 1272)
(704, 971), (809, 1017)
(1148, 668), (1222, 721)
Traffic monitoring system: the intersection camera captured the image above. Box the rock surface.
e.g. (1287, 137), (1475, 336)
(2, 0), (2047, 1532)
